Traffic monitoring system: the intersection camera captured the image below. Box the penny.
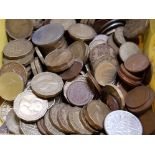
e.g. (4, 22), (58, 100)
(31, 61), (38, 76)
(44, 110), (64, 135)
(124, 53), (150, 73)
(45, 48), (74, 72)
(0, 62), (28, 84)
(0, 123), (9, 134)
(35, 47), (45, 65)
(139, 110), (155, 135)
(104, 110), (143, 135)
(68, 23), (96, 41)
(3, 39), (33, 60)
(13, 90), (48, 122)
(60, 59), (83, 81)
(6, 109), (22, 135)
(49, 103), (65, 132)
(85, 100), (110, 130)
(119, 42), (141, 62)
(57, 105), (75, 134)
(67, 107), (92, 134)
(37, 118), (48, 135)
(34, 57), (43, 73)
(0, 72), (24, 101)
(31, 72), (64, 98)
(113, 26), (126, 46)
(20, 121), (41, 135)
(50, 19), (76, 30)
(94, 61), (117, 86)
(66, 80), (94, 106)
(0, 101), (12, 122)
(124, 19), (148, 39)
(6, 19), (33, 39)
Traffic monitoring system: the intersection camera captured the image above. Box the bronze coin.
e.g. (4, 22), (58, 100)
(0, 62), (28, 85)
(66, 80), (94, 106)
(60, 59), (83, 81)
(125, 86), (150, 109)
(85, 100), (110, 130)
(67, 107), (92, 134)
(57, 105), (75, 134)
(124, 53), (150, 73)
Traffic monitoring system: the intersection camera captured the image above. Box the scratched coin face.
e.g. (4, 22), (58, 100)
(104, 110), (143, 135)
(13, 90), (48, 122)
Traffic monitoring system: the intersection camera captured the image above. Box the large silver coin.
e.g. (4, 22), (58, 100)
(13, 90), (48, 122)
(104, 110), (143, 135)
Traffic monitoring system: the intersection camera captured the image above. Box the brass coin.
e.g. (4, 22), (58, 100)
(0, 62), (28, 84)
(0, 72), (24, 101)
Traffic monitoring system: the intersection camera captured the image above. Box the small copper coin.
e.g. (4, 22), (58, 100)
(60, 59), (83, 80)
(67, 107), (92, 134)
(66, 80), (94, 106)
(31, 72), (64, 98)
(85, 100), (110, 130)
(124, 53), (150, 73)
(119, 42), (141, 62)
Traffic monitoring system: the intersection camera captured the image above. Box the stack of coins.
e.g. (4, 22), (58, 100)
(0, 19), (154, 135)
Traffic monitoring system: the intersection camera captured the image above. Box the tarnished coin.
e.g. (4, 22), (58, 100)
(3, 39), (33, 60)
(35, 47), (45, 65)
(31, 72), (64, 98)
(34, 57), (43, 73)
(119, 42), (141, 62)
(104, 110), (143, 135)
(6, 109), (22, 134)
(0, 123), (9, 134)
(13, 90), (48, 122)
(20, 121), (41, 135)
(6, 19), (33, 39)
(68, 23), (96, 41)
(84, 100), (110, 130)
(0, 72), (24, 101)
(44, 110), (64, 135)
(0, 101), (12, 122)
(0, 62), (28, 84)
(67, 107), (92, 134)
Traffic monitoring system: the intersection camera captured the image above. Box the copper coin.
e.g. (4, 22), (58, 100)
(3, 39), (33, 60)
(85, 100), (110, 130)
(0, 62), (28, 84)
(113, 26), (126, 46)
(125, 86), (150, 109)
(44, 110), (64, 135)
(57, 105), (75, 134)
(66, 80), (94, 106)
(68, 23), (96, 41)
(32, 23), (64, 46)
(0, 123), (9, 134)
(60, 59), (83, 81)
(20, 121), (41, 135)
(124, 19), (148, 39)
(116, 82), (128, 99)
(35, 47), (45, 65)
(139, 110), (155, 135)
(67, 107), (92, 134)
(34, 57), (43, 73)
(124, 53), (150, 73)
(6, 19), (33, 39)
(31, 72), (63, 98)
(119, 42), (141, 62)
(49, 104), (65, 132)
(37, 118), (48, 135)
(6, 109), (22, 135)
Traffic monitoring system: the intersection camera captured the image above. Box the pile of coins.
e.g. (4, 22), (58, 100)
(0, 19), (154, 135)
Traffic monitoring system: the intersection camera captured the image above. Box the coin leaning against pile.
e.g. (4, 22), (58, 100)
(0, 19), (154, 135)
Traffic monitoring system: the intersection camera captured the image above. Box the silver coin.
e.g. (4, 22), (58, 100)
(48, 95), (62, 109)
(13, 90), (48, 122)
(20, 121), (41, 135)
(0, 123), (9, 134)
(6, 109), (22, 135)
(104, 110), (143, 135)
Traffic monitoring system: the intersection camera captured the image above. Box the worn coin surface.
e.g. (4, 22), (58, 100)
(13, 90), (48, 122)
(0, 123), (9, 134)
(31, 72), (64, 98)
(104, 110), (143, 135)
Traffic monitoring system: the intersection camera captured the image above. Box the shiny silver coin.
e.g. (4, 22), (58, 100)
(104, 110), (143, 135)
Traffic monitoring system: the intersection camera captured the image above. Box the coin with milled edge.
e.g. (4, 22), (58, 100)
(31, 72), (64, 98)
(13, 90), (48, 122)
(104, 110), (143, 135)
